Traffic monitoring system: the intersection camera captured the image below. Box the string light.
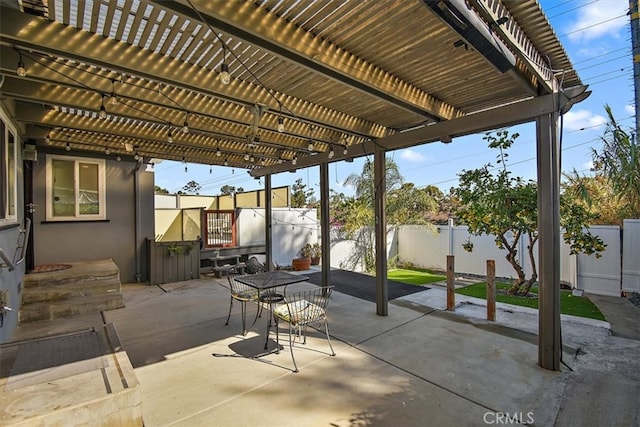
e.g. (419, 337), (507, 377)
(167, 127), (174, 143)
(105, 147), (111, 155)
(308, 139), (314, 151)
(65, 142), (71, 151)
(16, 50), (26, 77)
(116, 155), (122, 161)
(109, 80), (118, 105)
(277, 117), (284, 133)
(292, 156), (298, 165)
(182, 119), (189, 134)
(216, 147), (222, 157)
(224, 158), (229, 166)
(220, 45), (230, 85)
(328, 146), (335, 159)
(45, 133), (50, 145)
(99, 97), (107, 119)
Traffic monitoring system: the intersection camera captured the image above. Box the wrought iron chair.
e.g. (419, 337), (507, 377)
(272, 286), (336, 372)
(225, 270), (262, 336)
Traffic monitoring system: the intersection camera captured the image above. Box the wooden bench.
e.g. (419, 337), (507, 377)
(208, 255), (245, 278)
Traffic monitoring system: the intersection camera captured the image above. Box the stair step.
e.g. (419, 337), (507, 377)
(21, 278), (122, 304)
(24, 259), (120, 289)
(19, 294), (125, 323)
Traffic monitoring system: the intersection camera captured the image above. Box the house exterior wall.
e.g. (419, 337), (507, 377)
(31, 151), (154, 283)
(0, 102), (25, 344)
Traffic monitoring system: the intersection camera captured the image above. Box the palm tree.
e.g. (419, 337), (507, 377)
(343, 157), (403, 204)
(591, 105), (640, 218)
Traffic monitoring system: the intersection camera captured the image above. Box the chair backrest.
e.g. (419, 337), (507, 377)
(227, 271), (254, 295)
(246, 256), (266, 274)
(282, 286), (334, 326)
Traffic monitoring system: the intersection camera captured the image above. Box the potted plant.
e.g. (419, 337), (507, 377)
(167, 243), (183, 257)
(300, 242), (321, 265)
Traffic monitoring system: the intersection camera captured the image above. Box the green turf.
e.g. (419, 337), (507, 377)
(387, 268), (447, 286)
(455, 282), (606, 321)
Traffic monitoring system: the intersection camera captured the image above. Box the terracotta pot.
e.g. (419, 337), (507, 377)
(310, 256), (320, 266)
(292, 257), (311, 271)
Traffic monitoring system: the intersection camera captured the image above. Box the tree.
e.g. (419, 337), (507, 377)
(291, 178), (314, 208)
(590, 105), (640, 218)
(562, 172), (626, 225)
(181, 180), (201, 195)
(456, 130), (605, 296)
(387, 183), (438, 225)
(154, 185), (170, 194)
(220, 185), (243, 196)
(343, 157), (403, 204)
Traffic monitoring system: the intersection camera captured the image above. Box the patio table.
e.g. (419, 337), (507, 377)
(235, 271), (309, 351)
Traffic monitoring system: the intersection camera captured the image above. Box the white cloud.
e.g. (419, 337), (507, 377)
(563, 109), (607, 131)
(565, 0), (628, 43)
(625, 104), (636, 115)
(400, 148), (426, 162)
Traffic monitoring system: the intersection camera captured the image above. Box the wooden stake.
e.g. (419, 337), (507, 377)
(487, 260), (496, 321)
(446, 255), (455, 311)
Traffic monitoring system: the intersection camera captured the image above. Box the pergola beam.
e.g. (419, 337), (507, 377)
(250, 91), (576, 177)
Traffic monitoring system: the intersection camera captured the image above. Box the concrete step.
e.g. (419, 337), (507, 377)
(19, 294), (125, 323)
(21, 278), (122, 304)
(24, 259), (120, 289)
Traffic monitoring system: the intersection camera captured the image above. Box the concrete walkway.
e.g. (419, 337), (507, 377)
(2, 277), (639, 426)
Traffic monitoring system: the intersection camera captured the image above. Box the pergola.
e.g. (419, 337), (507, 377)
(0, 0), (588, 370)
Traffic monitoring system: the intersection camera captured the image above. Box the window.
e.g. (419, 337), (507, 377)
(0, 114), (18, 222)
(46, 155), (106, 220)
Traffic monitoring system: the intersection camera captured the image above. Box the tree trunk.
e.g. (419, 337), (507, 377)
(505, 249), (526, 295)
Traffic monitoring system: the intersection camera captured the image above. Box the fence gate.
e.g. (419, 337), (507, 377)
(204, 210), (236, 247)
(576, 225), (621, 296)
(623, 219), (640, 293)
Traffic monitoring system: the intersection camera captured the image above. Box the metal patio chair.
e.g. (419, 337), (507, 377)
(225, 270), (262, 336)
(272, 286), (336, 372)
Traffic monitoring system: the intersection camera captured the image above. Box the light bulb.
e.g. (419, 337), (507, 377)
(292, 156), (297, 165)
(220, 63), (230, 85)
(167, 129), (174, 143)
(105, 148), (111, 155)
(65, 142), (71, 151)
(328, 148), (335, 159)
(343, 147), (348, 155)
(45, 134), (50, 145)
(109, 93), (118, 105)
(277, 117), (284, 133)
(17, 62), (26, 77)
(116, 155), (122, 161)
(216, 148), (222, 157)
(224, 159), (228, 166)
(99, 104), (107, 119)
(182, 121), (189, 133)
(244, 153), (250, 161)
(308, 141), (314, 151)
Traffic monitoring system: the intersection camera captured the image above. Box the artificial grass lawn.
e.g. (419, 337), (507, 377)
(388, 268), (446, 286)
(455, 281), (606, 321)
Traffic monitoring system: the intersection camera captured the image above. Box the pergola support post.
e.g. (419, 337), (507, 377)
(265, 174), (273, 271)
(320, 163), (330, 286)
(536, 110), (562, 370)
(374, 146), (388, 316)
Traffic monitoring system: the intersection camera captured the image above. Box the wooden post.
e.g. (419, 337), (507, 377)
(446, 255), (455, 311)
(487, 260), (496, 321)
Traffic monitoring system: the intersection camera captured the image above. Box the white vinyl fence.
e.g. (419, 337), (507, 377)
(623, 219), (640, 293)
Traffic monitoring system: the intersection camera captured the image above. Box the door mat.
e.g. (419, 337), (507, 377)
(305, 270), (428, 303)
(31, 264), (72, 273)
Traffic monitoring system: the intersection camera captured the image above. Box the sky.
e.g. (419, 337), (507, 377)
(154, 0), (634, 198)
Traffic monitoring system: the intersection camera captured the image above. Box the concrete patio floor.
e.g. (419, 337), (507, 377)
(3, 275), (640, 426)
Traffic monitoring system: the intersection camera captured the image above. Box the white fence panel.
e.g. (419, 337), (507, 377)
(622, 219), (640, 293)
(576, 225), (621, 296)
